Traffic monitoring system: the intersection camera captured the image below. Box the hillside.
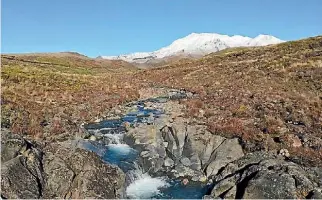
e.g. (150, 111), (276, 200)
(1, 53), (140, 141)
(1, 36), (321, 166)
(136, 36), (322, 166)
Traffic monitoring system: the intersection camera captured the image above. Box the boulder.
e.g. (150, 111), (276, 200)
(200, 134), (226, 167)
(208, 151), (321, 199)
(1, 129), (29, 162)
(180, 157), (192, 167)
(1, 156), (41, 199)
(124, 117), (246, 179)
(242, 170), (298, 199)
(164, 157), (175, 167)
(205, 138), (244, 177)
(1, 129), (125, 199)
(1, 129), (44, 199)
(43, 141), (125, 199)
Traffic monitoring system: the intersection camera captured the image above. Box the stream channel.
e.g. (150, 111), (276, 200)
(79, 92), (213, 199)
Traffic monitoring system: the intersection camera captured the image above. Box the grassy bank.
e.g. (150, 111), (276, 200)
(1, 53), (139, 141)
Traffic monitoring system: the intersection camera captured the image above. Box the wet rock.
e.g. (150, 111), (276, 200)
(182, 178), (189, 185)
(89, 135), (97, 141)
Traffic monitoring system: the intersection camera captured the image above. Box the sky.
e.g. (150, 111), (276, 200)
(2, 0), (322, 57)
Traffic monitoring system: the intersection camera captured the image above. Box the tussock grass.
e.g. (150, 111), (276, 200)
(1, 53), (139, 140)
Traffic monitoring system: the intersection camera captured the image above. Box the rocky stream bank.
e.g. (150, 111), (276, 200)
(1, 87), (322, 199)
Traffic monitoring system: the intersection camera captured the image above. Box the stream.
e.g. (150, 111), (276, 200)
(80, 94), (212, 199)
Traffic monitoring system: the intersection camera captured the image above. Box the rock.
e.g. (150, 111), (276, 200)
(210, 176), (236, 198)
(223, 185), (237, 199)
(163, 142), (169, 147)
(173, 164), (196, 178)
(43, 141), (125, 199)
(200, 135), (226, 168)
(161, 117), (187, 159)
(1, 129), (44, 199)
(140, 151), (150, 158)
(154, 115), (170, 130)
(199, 176), (207, 182)
(161, 126), (180, 158)
(291, 135), (302, 147)
(205, 138), (244, 177)
(124, 121), (131, 131)
(310, 189), (322, 199)
(1, 129), (125, 199)
(180, 157), (191, 167)
(1, 129), (29, 162)
(189, 154), (202, 170)
(182, 178), (189, 185)
(214, 151), (274, 182)
(207, 151), (321, 199)
(164, 157), (175, 167)
(186, 92), (194, 98)
(1, 156), (41, 199)
(242, 170), (297, 199)
(114, 109), (122, 115)
(124, 116), (245, 179)
(147, 113), (154, 124)
(89, 135), (97, 141)
(198, 109), (205, 117)
(279, 148), (290, 157)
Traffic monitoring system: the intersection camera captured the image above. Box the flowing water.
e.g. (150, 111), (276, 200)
(81, 96), (211, 199)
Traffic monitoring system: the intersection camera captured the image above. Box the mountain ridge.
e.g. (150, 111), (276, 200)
(101, 33), (285, 63)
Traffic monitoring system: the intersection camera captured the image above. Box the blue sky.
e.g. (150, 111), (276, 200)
(2, 0), (322, 57)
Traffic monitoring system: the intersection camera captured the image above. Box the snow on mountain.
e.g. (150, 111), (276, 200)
(101, 33), (284, 63)
(247, 34), (284, 46)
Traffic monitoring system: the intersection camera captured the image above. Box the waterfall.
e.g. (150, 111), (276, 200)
(104, 133), (122, 144)
(126, 162), (170, 199)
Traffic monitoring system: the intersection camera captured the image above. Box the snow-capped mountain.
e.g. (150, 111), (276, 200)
(101, 33), (284, 63)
